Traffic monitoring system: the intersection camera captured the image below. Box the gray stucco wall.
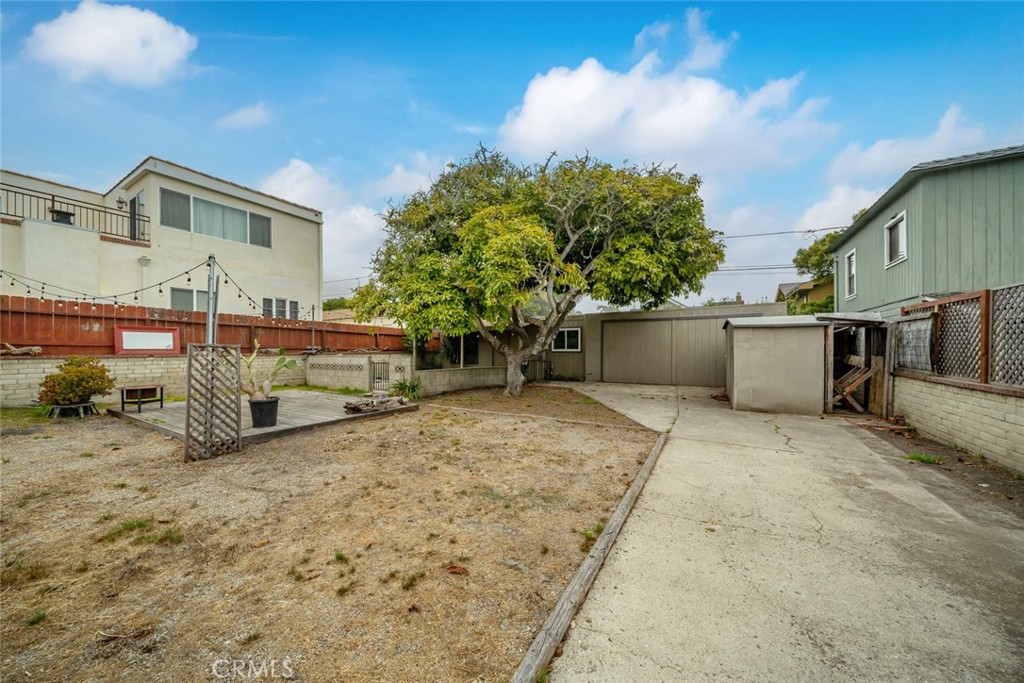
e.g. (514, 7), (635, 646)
(726, 326), (827, 415)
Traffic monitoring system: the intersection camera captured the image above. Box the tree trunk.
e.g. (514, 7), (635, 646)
(504, 352), (527, 397)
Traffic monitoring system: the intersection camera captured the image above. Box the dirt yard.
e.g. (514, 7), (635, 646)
(0, 386), (655, 682)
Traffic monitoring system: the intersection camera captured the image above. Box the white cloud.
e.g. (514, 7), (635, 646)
(632, 20), (671, 56)
(216, 103), (270, 131)
(498, 57), (834, 175)
(368, 152), (449, 200)
(828, 105), (986, 185)
(680, 8), (737, 72)
(793, 184), (884, 232)
(24, 0), (196, 87)
(259, 159), (384, 288)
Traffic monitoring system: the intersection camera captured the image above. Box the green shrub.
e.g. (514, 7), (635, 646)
(390, 377), (422, 400)
(38, 357), (115, 406)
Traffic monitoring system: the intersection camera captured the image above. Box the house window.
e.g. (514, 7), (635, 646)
(551, 327), (581, 352)
(160, 188), (272, 246)
(160, 188), (191, 231)
(262, 296), (297, 319)
(884, 211), (907, 267)
(170, 287), (208, 312)
(194, 197), (247, 243)
(250, 213), (272, 248)
(844, 250), (857, 299)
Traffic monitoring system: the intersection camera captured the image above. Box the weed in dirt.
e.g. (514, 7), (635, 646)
(242, 628), (262, 644)
(103, 517), (154, 542)
(75, 560), (90, 574)
(287, 566), (303, 581)
(137, 528), (183, 545)
(449, 537), (457, 544)
(334, 550), (349, 564)
(80, 452), (94, 458)
(1, 457), (9, 464)
(104, 441), (120, 448)
(16, 488), (53, 508)
(137, 485), (150, 493)
(428, 532), (440, 540)
(96, 513), (114, 523)
(541, 545), (549, 555)
(112, 482), (127, 489)
(1, 560), (49, 587)
(33, 435), (54, 440)
(346, 428), (357, 434)
(579, 520), (607, 553)
(907, 453), (943, 465)
(26, 611), (47, 626)
(401, 571), (427, 590)
(336, 581), (356, 597)
(380, 570), (399, 584)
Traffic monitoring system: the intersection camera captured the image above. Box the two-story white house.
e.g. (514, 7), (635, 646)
(1, 157), (323, 317)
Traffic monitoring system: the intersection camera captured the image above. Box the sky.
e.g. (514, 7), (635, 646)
(2, 1), (1022, 310)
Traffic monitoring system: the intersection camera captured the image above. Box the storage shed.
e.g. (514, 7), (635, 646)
(723, 316), (831, 415)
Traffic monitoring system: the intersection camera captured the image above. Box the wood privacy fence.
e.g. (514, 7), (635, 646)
(896, 283), (1024, 389)
(0, 295), (415, 356)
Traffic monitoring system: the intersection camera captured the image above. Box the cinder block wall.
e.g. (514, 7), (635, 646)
(0, 354), (306, 406)
(417, 367), (506, 397)
(893, 376), (1023, 473)
(305, 353), (414, 392)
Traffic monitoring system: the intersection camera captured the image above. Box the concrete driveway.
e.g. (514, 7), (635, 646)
(550, 384), (1024, 682)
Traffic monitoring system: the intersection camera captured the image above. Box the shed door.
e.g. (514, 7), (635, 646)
(602, 321), (673, 384)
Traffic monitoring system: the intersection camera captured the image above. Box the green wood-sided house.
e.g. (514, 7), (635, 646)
(830, 145), (1024, 318)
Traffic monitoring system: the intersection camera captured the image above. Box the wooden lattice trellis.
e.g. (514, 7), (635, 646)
(185, 344), (242, 461)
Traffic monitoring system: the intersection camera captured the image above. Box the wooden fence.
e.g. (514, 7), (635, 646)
(0, 295), (432, 356)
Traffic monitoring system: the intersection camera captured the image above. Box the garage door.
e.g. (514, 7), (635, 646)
(602, 318), (727, 386)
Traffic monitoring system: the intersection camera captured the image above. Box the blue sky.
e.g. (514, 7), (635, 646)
(2, 1), (1022, 308)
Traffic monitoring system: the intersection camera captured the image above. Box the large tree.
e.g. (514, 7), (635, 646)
(354, 148), (724, 395)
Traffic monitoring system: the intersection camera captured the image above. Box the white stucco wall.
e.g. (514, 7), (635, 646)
(726, 325), (827, 415)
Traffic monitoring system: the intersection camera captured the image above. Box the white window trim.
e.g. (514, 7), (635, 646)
(551, 327), (582, 352)
(883, 210), (908, 268)
(844, 249), (857, 300)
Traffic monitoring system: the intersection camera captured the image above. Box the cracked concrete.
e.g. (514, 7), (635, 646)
(549, 384), (1024, 682)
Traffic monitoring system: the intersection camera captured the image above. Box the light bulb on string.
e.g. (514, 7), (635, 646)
(134, 292), (139, 303)
(158, 283), (164, 295)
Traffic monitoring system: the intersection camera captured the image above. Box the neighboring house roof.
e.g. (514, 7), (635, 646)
(776, 282), (803, 300)
(829, 144), (1024, 252)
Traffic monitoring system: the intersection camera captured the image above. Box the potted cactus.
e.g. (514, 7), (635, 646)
(240, 339), (297, 428)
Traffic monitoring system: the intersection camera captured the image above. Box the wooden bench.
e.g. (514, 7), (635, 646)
(119, 385), (164, 413)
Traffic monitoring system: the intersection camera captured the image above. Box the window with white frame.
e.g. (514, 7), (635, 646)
(884, 211), (907, 266)
(551, 327), (581, 352)
(159, 188), (272, 247)
(262, 297), (299, 319)
(844, 250), (857, 299)
(170, 287), (209, 312)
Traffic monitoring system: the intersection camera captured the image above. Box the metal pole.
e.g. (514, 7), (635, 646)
(205, 253), (216, 344)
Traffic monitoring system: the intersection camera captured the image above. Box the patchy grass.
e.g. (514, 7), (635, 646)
(103, 517), (154, 542)
(907, 453), (944, 465)
(274, 383), (364, 396)
(579, 519), (607, 553)
(26, 611), (47, 626)
(0, 405), (50, 428)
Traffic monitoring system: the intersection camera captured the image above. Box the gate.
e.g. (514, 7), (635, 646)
(184, 344), (242, 461)
(371, 360), (390, 391)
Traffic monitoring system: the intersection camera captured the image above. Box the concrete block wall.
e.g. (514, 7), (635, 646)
(305, 354), (413, 392)
(1, 354), (306, 406)
(417, 367), (506, 397)
(893, 376), (1024, 473)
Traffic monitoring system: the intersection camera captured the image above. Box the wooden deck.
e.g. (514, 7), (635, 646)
(107, 389), (418, 445)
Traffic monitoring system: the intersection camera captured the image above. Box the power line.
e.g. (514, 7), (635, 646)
(719, 227), (845, 240)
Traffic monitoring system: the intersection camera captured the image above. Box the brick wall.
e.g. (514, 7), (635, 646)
(893, 375), (1024, 473)
(1, 354), (306, 406)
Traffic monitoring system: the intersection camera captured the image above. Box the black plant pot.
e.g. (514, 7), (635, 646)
(249, 397), (280, 428)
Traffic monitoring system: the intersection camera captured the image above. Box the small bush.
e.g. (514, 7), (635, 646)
(38, 357), (115, 406)
(390, 378), (422, 400)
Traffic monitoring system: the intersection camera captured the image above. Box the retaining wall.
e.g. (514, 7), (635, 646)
(893, 375), (1024, 473)
(0, 354), (306, 406)
(417, 367), (507, 397)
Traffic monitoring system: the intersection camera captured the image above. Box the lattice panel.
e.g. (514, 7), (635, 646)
(935, 298), (981, 380)
(990, 284), (1024, 387)
(895, 317), (934, 372)
(185, 344), (242, 461)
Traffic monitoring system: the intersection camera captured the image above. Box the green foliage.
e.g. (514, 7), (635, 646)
(354, 147), (723, 394)
(37, 356), (115, 406)
(321, 297), (354, 311)
(793, 231), (842, 281)
(786, 295), (834, 315)
(240, 339), (297, 400)
(390, 377), (422, 400)
(703, 296), (739, 307)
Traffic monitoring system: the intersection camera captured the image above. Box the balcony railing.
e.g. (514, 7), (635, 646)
(1, 183), (150, 242)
